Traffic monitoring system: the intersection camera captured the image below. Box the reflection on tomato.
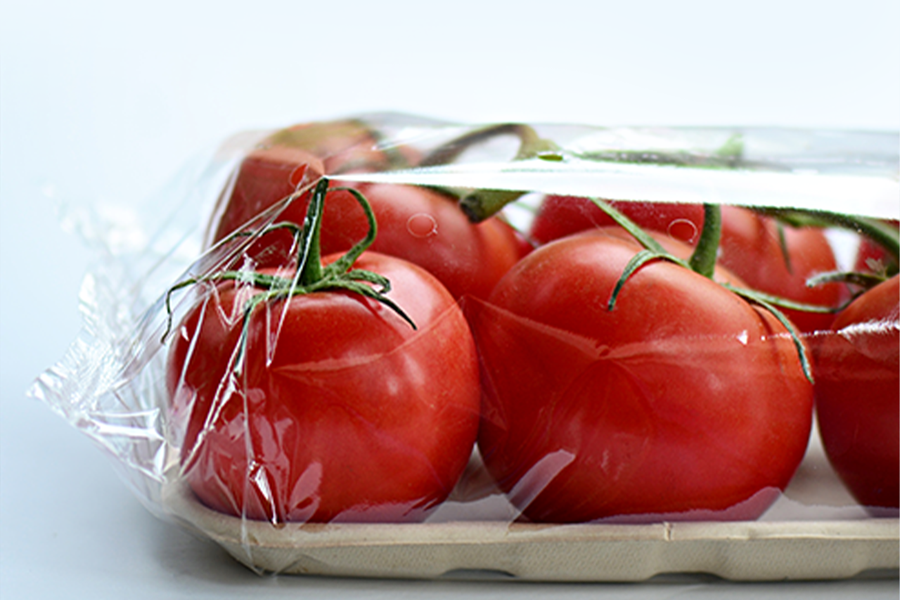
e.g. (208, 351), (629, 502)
(166, 253), (481, 523)
(814, 275), (899, 512)
(469, 229), (814, 523)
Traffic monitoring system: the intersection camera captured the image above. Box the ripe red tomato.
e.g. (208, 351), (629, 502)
(715, 205), (843, 333)
(468, 229), (814, 523)
(166, 252), (481, 523)
(530, 196), (842, 332)
(210, 147), (527, 301)
(814, 275), (899, 512)
(530, 195), (706, 246)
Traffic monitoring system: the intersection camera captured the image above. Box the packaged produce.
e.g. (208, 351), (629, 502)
(31, 114), (900, 580)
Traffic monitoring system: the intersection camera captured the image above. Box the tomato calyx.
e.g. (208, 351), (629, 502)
(588, 197), (822, 382)
(162, 178), (417, 362)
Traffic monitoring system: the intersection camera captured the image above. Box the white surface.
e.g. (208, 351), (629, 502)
(1, 0), (898, 598)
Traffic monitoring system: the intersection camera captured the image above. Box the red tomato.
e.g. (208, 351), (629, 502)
(208, 144), (324, 247)
(530, 196), (842, 332)
(206, 118), (392, 247)
(210, 150), (527, 301)
(166, 252), (481, 523)
(716, 205), (843, 333)
(468, 229), (814, 523)
(530, 195), (705, 246)
(814, 275), (899, 512)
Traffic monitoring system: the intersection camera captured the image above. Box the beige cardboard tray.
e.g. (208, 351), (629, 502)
(162, 434), (899, 581)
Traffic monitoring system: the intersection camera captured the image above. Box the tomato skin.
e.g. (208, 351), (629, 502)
(814, 276), (900, 511)
(715, 206), (842, 333)
(531, 196), (705, 246)
(529, 197), (842, 333)
(469, 230), (814, 523)
(166, 253), (481, 523)
(211, 154), (527, 301)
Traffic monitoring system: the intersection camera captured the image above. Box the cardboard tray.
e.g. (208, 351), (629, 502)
(161, 439), (900, 581)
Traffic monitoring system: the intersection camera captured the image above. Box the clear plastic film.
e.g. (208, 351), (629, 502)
(30, 113), (900, 580)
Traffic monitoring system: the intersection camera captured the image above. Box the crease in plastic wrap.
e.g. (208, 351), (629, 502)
(29, 113), (900, 581)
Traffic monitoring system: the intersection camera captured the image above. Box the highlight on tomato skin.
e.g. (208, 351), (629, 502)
(530, 196), (844, 333)
(468, 229), (815, 524)
(813, 275), (900, 513)
(166, 253), (482, 524)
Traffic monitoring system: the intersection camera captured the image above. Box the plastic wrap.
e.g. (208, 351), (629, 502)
(31, 113), (900, 581)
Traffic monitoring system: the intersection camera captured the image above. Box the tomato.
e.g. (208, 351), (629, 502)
(814, 275), (899, 512)
(530, 195), (706, 246)
(209, 139), (527, 301)
(468, 229), (814, 523)
(166, 252), (481, 523)
(715, 205), (843, 333)
(530, 196), (842, 332)
(208, 144), (324, 248)
(206, 119), (394, 247)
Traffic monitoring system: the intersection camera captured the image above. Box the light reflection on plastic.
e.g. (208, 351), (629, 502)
(506, 449), (576, 512)
(667, 218), (699, 244)
(407, 213), (438, 238)
(839, 317), (900, 339)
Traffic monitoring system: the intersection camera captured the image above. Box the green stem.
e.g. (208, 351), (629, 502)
(688, 204), (721, 279)
(806, 270), (890, 292)
(321, 186), (379, 275)
(418, 123), (560, 223)
(759, 208), (899, 263)
(459, 189), (530, 223)
(296, 179), (327, 286)
(419, 123), (559, 167)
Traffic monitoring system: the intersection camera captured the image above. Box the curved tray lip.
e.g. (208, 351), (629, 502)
(161, 478), (900, 581)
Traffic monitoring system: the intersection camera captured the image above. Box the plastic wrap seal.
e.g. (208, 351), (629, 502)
(29, 113), (900, 581)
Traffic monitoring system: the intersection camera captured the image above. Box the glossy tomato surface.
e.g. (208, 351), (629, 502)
(529, 196), (842, 332)
(814, 275), (899, 511)
(469, 230), (814, 523)
(166, 252), (481, 523)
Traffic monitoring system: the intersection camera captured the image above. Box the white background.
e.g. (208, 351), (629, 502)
(1, 0), (898, 598)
